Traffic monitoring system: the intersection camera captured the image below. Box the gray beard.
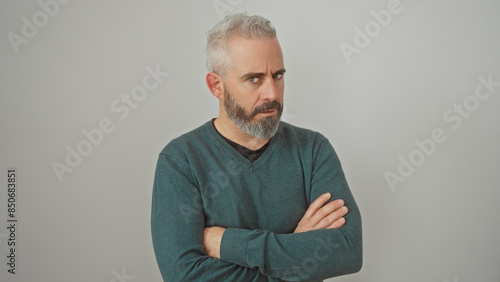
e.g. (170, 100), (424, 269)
(223, 90), (282, 140)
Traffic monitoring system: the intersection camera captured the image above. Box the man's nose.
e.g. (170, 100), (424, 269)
(260, 77), (279, 101)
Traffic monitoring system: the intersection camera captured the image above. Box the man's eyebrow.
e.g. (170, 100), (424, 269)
(240, 68), (287, 80)
(274, 68), (286, 75)
(240, 72), (265, 80)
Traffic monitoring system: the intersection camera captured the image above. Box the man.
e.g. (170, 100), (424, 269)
(151, 13), (362, 281)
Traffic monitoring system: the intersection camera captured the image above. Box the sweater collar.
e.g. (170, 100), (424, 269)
(206, 119), (283, 169)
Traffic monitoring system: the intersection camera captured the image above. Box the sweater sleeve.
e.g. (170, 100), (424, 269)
(219, 135), (363, 281)
(151, 152), (278, 282)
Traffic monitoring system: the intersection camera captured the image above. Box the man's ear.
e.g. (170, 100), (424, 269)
(206, 72), (225, 100)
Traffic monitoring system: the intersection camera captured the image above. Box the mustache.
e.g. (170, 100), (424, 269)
(252, 101), (282, 116)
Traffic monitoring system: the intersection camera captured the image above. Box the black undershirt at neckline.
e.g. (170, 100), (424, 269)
(212, 120), (271, 163)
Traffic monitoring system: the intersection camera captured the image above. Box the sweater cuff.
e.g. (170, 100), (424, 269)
(220, 228), (250, 267)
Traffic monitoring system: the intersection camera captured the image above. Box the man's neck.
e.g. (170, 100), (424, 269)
(213, 117), (270, 151)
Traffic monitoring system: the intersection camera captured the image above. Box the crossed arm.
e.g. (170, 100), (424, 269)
(203, 192), (349, 259)
(152, 136), (362, 281)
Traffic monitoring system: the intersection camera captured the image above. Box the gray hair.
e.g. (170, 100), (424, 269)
(206, 13), (277, 77)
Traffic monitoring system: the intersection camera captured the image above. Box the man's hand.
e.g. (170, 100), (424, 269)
(203, 193), (346, 256)
(294, 193), (348, 233)
(203, 226), (226, 259)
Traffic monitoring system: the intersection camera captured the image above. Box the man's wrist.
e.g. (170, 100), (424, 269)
(203, 226), (226, 259)
(219, 228), (253, 267)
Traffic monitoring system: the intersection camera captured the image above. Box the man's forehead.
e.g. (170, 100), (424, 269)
(227, 36), (284, 72)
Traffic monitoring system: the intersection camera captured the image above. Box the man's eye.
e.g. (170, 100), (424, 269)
(248, 77), (259, 83)
(274, 73), (283, 80)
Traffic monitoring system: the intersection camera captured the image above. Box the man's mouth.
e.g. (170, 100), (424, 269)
(258, 109), (277, 116)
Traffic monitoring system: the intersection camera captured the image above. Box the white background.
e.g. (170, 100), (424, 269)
(1, 1), (499, 281)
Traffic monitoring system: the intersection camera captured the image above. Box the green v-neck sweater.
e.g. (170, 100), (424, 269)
(151, 120), (362, 281)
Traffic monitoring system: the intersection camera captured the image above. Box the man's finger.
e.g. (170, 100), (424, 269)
(302, 193), (332, 219)
(327, 217), (346, 229)
(311, 200), (346, 229)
